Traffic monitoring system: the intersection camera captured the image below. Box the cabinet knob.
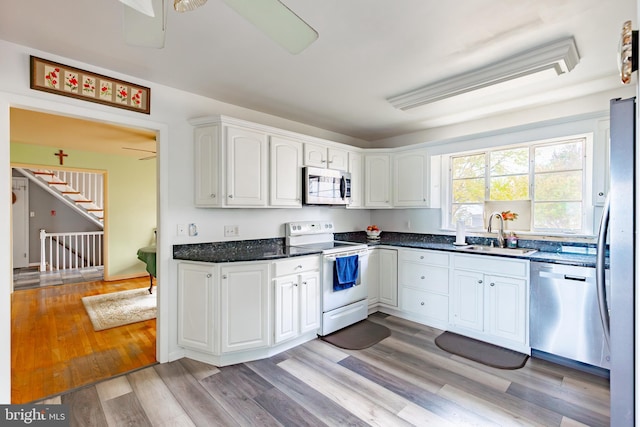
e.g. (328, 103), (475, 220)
(420, 301), (425, 306)
(228, 194), (233, 199)
(490, 282), (495, 287)
(294, 283), (298, 287)
(206, 273), (212, 278)
(477, 280), (483, 284)
(420, 256), (424, 259)
(301, 281), (307, 285)
(420, 276), (425, 280)
(599, 192), (604, 196)
(222, 274), (227, 279)
(210, 193), (216, 198)
(321, 160), (326, 163)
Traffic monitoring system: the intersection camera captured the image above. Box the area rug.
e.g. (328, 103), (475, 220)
(320, 319), (391, 350)
(435, 331), (529, 369)
(82, 287), (156, 331)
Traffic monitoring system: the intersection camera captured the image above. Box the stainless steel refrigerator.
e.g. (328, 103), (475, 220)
(597, 96), (636, 425)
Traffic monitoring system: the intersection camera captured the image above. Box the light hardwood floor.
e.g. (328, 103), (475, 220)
(39, 313), (610, 426)
(11, 276), (157, 404)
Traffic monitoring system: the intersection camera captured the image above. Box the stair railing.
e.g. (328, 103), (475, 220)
(39, 229), (104, 272)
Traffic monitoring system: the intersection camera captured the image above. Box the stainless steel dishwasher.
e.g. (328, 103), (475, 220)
(530, 262), (610, 370)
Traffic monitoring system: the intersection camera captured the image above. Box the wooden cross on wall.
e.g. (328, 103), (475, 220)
(54, 149), (68, 165)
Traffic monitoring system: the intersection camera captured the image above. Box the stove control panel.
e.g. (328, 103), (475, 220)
(286, 221), (334, 236)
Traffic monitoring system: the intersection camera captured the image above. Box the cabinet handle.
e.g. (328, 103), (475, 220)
(295, 265), (303, 270)
(490, 282), (495, 286)
(321, 160), (326, 163)
(228, 194), (233, 198)
(420, 301), (425, 306)
(477, 280), (483, 284)
(206, 273), (212, 278)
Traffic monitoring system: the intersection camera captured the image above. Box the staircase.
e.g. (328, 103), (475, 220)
(16, 167), (104, 228)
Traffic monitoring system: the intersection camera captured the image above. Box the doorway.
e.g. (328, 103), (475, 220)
(11, 177), (28, 269)
(9, 106), (159, 403)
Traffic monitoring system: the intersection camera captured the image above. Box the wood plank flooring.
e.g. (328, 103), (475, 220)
(40, 313), (610, 426)
(11, 277), (157, 404)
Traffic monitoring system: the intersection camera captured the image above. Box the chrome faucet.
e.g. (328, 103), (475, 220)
(487, 212), (506, 248)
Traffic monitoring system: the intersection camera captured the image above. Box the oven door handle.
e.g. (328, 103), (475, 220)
(339, 176), (346, 199)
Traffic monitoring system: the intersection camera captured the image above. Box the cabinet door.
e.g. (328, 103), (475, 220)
(327, 147), (349, 171)
(274, 275), (299, 343)
(364, 154), (392, 207)
(194, 126), (221, 207)
(452, 269), (484, 332)
(303, 142), (327, 167)
(366, 249), (380, 305)
(220, 263), (270, 352)
(378, 249), (398, 306)
(270, 136), (302, 207)
(347, 151), (364, 208)
(485, 274), (527, 344)
(393, 150), (429, 207)
(225, 126), (268, 206)
(299, 271), (320, 334)
(178, 263), (217, 354)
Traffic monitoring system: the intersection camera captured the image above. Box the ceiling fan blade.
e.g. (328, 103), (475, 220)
(221, 0), (318, 54)
(123, 0), (166, 48)
(122, 147), (157, 154)
(120, 0), (155, 17)
(139, 155), (157, 160)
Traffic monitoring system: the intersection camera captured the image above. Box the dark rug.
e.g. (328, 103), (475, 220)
(435, 331), (529, 369)
(320, 319), (391, 350)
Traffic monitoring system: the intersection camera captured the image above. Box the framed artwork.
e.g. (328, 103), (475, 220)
(30, 56), (151, 114)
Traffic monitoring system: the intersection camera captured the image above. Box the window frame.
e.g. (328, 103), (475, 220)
(443, 133), (594, 236)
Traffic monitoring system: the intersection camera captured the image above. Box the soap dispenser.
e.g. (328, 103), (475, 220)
(507, 232), (518, 248)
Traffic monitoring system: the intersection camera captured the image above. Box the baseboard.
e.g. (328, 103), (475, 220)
(104, 272), (149, 282)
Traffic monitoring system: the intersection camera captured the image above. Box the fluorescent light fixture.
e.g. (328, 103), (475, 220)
(388, 37), (580, 111)
(120, 0), (155, 17)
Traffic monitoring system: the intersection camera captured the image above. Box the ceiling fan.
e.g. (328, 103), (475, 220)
(122, 146), (157, 160)
(120, 0), (318, 54)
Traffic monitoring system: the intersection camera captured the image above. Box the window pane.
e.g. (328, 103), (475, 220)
(490, 175), (529, 200)
(452, 154), (485, 179)
(490, 148), (529, 175)
(534, 202), (582, 230)
(535, 171), (582, 201)
(535, 141), (583, 172)
(452, 204), (484, 227)
(453, 178), (485, 203)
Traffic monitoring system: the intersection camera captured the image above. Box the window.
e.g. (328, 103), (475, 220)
(448, 136), (589, 234)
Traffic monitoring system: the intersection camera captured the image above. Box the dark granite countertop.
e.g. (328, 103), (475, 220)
(173, 238), (322, 263)
(335, 231), (603, 268)
(173, 232), (604, 268)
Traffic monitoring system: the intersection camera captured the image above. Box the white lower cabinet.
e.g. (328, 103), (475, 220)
(220, 262), (270, 353)
(178, 262), (218, 354)
(273, 256), (320, 344)
(366, 248), (398, 307)
(451, 254), (529, 352)
(398, 249), (451, 329)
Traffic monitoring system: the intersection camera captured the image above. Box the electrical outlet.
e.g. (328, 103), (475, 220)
(177, 224), (187, 236)
(224, 225), (239, 237)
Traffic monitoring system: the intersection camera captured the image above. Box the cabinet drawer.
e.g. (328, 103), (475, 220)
(273, 256), (320, 277)
(400, 262), (449, 294)
(400, 249), (450, 267)
(401, 287), (448, 322)
(453, 254), (528, 278)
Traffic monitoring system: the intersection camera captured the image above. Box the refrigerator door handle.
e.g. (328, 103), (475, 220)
(596, 193), (610, 348)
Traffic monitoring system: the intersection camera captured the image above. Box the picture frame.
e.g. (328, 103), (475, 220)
(29, 56), (151, 114)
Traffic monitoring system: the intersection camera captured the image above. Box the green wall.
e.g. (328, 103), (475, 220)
(11, 142), (156, 279)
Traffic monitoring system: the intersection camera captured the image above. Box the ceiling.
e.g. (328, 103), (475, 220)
(0, 0), (636, 142)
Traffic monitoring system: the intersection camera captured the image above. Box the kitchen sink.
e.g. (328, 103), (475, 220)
(454, 245), (537, 256)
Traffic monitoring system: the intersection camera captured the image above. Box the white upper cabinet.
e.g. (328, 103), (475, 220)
(347, 151), (364, 208)
(225, 126), (268, 207)
(194, 125), (221, 207)
(303, 142), (349, 171)
(364, 153), (392, 208)
(393, 149), (430, 207)
(270, 135), (302, 207)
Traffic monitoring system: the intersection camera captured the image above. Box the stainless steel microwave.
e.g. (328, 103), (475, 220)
(303, 166), (351, 206)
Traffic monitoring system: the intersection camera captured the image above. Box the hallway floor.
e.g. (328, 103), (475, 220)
(13, 266), (104, 291)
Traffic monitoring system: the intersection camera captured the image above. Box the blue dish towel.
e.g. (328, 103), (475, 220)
(333, 255), (359, 291)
